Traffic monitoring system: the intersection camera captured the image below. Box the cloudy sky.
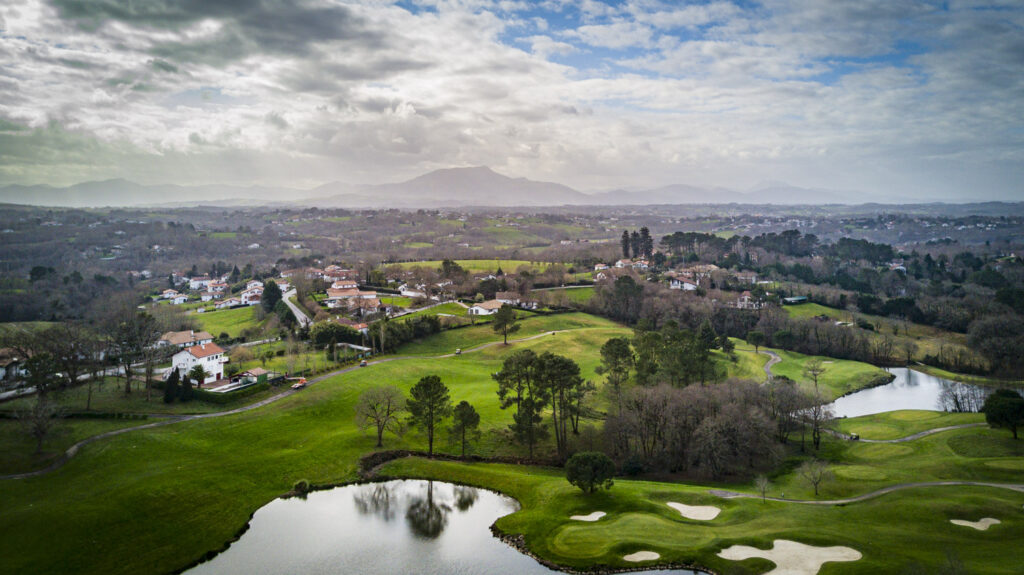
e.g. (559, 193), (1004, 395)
(0, 0), (1022, 200)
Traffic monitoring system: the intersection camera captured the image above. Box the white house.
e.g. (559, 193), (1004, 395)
(594, 264), (609, 271)
(398, 284), (427, 299)
(246, 280), (264, 290)
(200, 292), (220, 302)
(170, 294), (189, 305)
(189, 275), (212, 290)
(158, 330), (214, 348)
(161, 289), (180, 299)
(331, 280), (359, 290)
(615, 259), (631, 268)
(735, 291), (763, 310)
(217, 297), (241, 309)
(468, 300), (504, 315)
(241, 287), (263, 306)
(669, 278), (698, 291)
(171, 343), (227, 384)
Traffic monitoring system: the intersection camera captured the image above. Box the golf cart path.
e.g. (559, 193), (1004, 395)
(760, 350), (781, 378)
(0, 329), (567, 480)
(710, 480), (1024, 505)
(829, 422), (987, 443)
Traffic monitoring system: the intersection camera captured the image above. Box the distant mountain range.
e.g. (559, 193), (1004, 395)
(0, 166), (916, 208)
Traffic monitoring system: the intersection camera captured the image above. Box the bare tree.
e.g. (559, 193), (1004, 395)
(803, 393), (835, 451)
(355, 385), (407, 447)
(802, 358), (826, 392)
(755, 474), (771, 503)
(798, 459), (832, 497)
(19, 397), (62, 454)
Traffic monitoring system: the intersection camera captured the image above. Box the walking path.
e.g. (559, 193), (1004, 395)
(0, 329), (565, 480)
(710, 480), (1024, 505)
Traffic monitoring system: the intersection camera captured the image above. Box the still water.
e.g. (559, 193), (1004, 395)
(831, 367), (1018, 418)
(187, 480), (702, 575)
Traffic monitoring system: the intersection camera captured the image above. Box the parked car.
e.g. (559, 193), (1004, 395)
(359, 359), (368, 367)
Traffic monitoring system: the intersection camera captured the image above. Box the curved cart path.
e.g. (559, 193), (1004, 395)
(710, 480), (1024, 505)
(1, 329), (568, 480)
(760, 350), (782, 378)
(828, 422), (987, 443)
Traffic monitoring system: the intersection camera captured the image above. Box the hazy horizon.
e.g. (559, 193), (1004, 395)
(1, 1), (1022, 202)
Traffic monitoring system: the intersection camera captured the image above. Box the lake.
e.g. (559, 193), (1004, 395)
(186, 479), (702, 575)
(831, 367), (1020, 418)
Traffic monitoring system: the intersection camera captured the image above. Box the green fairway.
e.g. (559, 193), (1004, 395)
(534, 286), (595, 305)
(1, 313), (1021, 575)
(381, 458), (1024, 575)
(767, 349), (893, 399)
(0, 417), (153, 475)
(398, 302), (471, 319)
(833, 410), (984, 440)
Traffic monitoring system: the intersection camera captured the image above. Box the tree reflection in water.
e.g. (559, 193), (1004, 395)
(406, 481), (452, 539)
(453, 485), (478, 512)
(353, 482), (398, 522)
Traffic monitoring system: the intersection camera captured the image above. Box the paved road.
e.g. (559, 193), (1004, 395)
(710, 480), (1024, 505)
(0, 329), (566, 480)
(282, 289), (312, 328)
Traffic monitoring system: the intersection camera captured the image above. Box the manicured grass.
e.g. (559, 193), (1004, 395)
(398, 302), (470, 319)
(912, 364), (1023, 387)
(381, 458), (1024, 575)
(833, 410), (984, 440)
(379, 295), (414, 307)
(768, 349), (893, 400)
(403, 241), (433, 248)
(208, 232), (237, 239)
(394, 312), (620, 356)
(723, 340), (771, 382)
(534, 286), (595, 304)
(0, 417), (154, 475)
(2, 315), (1021, 575)
(194, 306), (263, 339)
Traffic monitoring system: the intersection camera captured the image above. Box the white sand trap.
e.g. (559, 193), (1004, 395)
(570, 511), (606, 522)
(718, 539), (861, 574)
(667, 501), (721, 520)
(623, 551), (660, 562)
(951, 518), (1000, 531)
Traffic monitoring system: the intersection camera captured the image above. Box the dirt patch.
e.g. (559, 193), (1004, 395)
(570, 511), (606, 522)
(951, 518), (1000, 531)
(718, 539), (861, 574)
(667, 501), (720, 520)
(623, 551), (659, 562)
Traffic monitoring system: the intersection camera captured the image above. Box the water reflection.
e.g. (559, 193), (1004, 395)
(406, 481), (452, 539)
(831, 368), (1023, 418)
(187, 480), (703, 575)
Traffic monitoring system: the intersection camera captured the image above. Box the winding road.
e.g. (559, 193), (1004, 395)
(1, 329), (568, 480)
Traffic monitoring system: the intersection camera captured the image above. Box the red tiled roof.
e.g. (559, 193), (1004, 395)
(186, 343), (224, 359)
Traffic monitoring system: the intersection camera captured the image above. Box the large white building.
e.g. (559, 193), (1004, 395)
(171, 343), (227, 384)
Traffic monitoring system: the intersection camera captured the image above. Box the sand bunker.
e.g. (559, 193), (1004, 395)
(951, 518), (1000, 531)
(718, 539), (861, 574)
(623, 551), (660, 562)
(667, 501), (721, 520)
(570, 511), (606, 522)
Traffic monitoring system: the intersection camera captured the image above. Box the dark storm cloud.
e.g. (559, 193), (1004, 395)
(49, 0), (385, 64)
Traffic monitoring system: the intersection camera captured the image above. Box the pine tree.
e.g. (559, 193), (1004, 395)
(163, 370), (179, 404)
(621, 230), (630, 258)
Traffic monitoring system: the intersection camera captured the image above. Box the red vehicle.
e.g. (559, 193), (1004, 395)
(290, 378), (307, 390)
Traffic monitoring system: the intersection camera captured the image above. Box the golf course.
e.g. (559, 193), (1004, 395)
(1, 312), (1021, 574)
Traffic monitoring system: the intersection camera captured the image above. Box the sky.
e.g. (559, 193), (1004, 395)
(0, 0), (1022, 201)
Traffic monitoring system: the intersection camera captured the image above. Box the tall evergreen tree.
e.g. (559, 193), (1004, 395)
(408, 375), (453, 456)
(262, 280), (283, 312)
(163, 369), (179, 404)
(630, 230), (641, 258)
(449, 401), (480, 457)
(639, 227), (653, 259)
(621, 230), (631, 259)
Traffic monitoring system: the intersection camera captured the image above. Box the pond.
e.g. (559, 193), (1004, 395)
(830, 367), (1021, 418)
(186, 479), (703, 575)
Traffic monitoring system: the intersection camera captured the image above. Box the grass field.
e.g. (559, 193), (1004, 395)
(193, 306), (263, 339)
(534, 286), (595, 305)
(379, 295), (414, 307)
(403, 242), (433, 248)
(0, 417), (154, 475)
(208, 232), (237, 239)
(833, 410), (983, 440)
(381, 457), (1024, 575)
(1, 313), (1021, 574)
(767, 348), (893, 399)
